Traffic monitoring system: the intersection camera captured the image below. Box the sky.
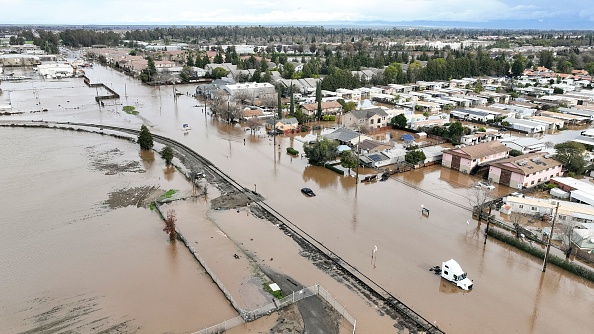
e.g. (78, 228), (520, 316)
(0, 0), (593, 29)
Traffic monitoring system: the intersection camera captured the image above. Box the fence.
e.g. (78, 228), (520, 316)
(191, 285), (356, 334)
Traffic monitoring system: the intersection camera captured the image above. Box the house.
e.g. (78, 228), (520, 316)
(241, 107), (265, 120)
(223, 82), (276, 100)
(573, 129), (594, 146)
(527, 115), (564, 130)
(460, 131), (503, 146)
(359, 148), (407, 168)
(267, 117), (299, 133)
(441, 141), (510, 174)
(488, 152), (562, 189)
(560, 107), (594, 121)
(323, 127), (372, 146)
(357, 139), (393, 154)
(540, 111), (589, 125)
(409, 114), (450, 130)
(343, 107), (390, 130)
(336, 89), (361, 100)
(499, 138), (547, 154)
(503, 196), (594, 224)
(550, 177), (594, 208)
(450, 109), (495, 123)
(301, 101), (342, 117)
(421, 145), (446, 163)
(502, 118), (546, 133)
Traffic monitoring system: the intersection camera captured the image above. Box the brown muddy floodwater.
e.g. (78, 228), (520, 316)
(0, 128), (237, 333)
(2, 63), (594, 333)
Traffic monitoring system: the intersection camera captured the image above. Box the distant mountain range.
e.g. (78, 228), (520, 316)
(3, 19), (593, 31)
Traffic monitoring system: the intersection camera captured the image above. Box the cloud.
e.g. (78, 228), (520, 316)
(0, 0), (592, 25)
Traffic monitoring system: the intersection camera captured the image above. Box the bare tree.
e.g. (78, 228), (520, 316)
(209, 90), (229, 115)
(260, 94), (277, 109)
(509, 211), (523, 226)
(235, 90), (255, 106)
(246, 118), (264, 134)
(210, 91), (242, 122)
(467, 187), (494, 222)
(164, 209), (177, 241)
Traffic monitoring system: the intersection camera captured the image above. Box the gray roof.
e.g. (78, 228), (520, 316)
(267, 117), (298, 125)
(323, 127), (360, 142)
(349, 107), (388, 119)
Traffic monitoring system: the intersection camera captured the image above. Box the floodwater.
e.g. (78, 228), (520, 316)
(0, 128), (237, 333)
(2, 62), (594, 333)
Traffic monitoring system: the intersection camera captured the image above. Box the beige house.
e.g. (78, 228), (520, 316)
(343, 108), (390, 130)
(301, 101), (343, 116)
(442, 141), (510, 174)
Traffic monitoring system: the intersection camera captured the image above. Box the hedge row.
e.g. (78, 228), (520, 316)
(487, 228), (594, 283)
(286, 147), (299, 155)
(325, 163), (344, 175)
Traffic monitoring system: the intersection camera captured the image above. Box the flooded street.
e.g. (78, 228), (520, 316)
(2, 64), (594, 333)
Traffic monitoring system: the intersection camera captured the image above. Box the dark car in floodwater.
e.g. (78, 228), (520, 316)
(301, 188), (316, 197)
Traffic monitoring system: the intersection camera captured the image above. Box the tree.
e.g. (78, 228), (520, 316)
(179, 65), (192, 83)
(554, 141), (587, 175)
(337, 99), (357, 112)
(140, 57), (157, 83)
(213, 52), (224, 64)
(138, 125), (154, 150)
(509, 149), (523, 157)
(467, 186), (494, 223)
(405, 150), (426, 165)
(303, 138), (339, 165)
(448, 121), (465, 144)
(539, 50), (554, 69)
(210, 67), (227, 79)
(186, 54), (195, 67)
(511, 54), (526, 77)
(340, 150), (359, 175)
(390, 114), (408, 129)
(164, 209), (177, 241)
(160, 146), (174, 166)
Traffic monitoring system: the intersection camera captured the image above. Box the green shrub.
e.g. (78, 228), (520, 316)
(325, 163), (344, 175)
(263, 283), (285, 299)
(123, 105), (139, 115)
(286, 147), (299, 155)
(321, 115), (336, 121)
(160, 189), (177, 199)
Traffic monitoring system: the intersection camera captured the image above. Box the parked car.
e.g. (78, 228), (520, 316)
(268, 129), (283, 135)
(475, 181), (495, 190)
(301, 187), (316, 197)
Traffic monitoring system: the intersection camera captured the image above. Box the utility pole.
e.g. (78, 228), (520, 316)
(484, 205), (493, 245)
(542, 202), (560, 272)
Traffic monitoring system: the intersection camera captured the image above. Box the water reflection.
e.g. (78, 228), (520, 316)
(139, 150), (155, 169)
(163, 167), (175, 181)
(302, 165), (338, 189)
(529, 272), (546, 333)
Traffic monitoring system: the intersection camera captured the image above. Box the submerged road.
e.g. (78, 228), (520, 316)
(3, 63), (593, 333)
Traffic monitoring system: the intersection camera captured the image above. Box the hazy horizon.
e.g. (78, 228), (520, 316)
(0, 0), (593, 30)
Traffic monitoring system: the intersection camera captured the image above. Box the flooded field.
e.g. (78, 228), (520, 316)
(2, 63), (594, 333)
(0, 128), (237, 333)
